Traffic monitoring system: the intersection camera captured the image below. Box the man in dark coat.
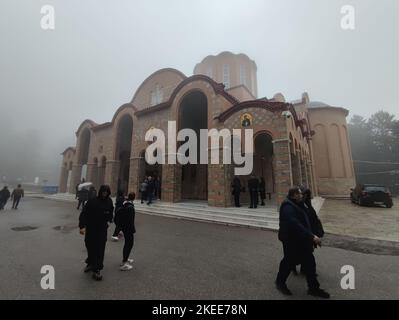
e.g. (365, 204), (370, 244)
(118, 192), (136, 271)
(79, 185), (114, 281)
(248, 175), (259, 209)
(231, 176), (242, 207)
(146, 176), (155, 205)
(11, 184), (24, 209)
(276, 187), (330, 298)
(0, 186), (11, 210)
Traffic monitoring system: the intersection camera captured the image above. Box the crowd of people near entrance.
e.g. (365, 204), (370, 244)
(0, 184), (25, 210)
(138, 175), (161, 205)
(231, 175), (268, 208)
(75, 176), (330, 298)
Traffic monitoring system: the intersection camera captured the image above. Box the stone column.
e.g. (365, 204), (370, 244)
(208, 147), (233, 207)
(162, 162), (181, 203)
(86, 163), (98, 187)
(58, 165), (68, 193)
(273, 139), (292, 207)
(69, 164), (82, 194)
(104, 160), (120, 196)
(300, 157), (308, 187)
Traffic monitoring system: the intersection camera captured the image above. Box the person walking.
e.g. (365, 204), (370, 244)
(88, 186), (97, 200)
(146, 176), (155, 205)
(259, 177), (266, 206)
(79, 185), (114, 281)
(111, 190), (125, 241)
(0, 186), (11, 210)
(248, 175), (259, 209)
(275, 187), (330, 298)
(139, 178), (148, 204)
(11, 184), (24, 209)
(231, 176), (242, 207)
(292, 188), (325, 275)
(77, 187), (89, 210)
(118, 192), (136, 271)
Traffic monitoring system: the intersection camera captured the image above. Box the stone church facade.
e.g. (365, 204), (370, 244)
(58, 52), (356, 207)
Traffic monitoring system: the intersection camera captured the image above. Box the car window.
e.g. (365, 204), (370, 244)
(364, 186), (387, 192)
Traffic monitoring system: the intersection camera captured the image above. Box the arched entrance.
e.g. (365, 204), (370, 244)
(115, 115), (133, 195)
(78, 128), (91, 181)
(253, 132), (275, 194)
(66, 161), (73, 190)
(178, 91), (208, 200)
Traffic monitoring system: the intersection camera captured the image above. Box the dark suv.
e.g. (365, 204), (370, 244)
(350, 184), (393, 208)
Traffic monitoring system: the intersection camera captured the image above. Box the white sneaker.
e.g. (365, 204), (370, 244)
(120, 263), (133, 271)
(111, 236), (119, 241)
(119, 259), (134, 267)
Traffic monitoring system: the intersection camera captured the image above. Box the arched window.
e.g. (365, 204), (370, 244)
(150, 84), (163, 106)
(223, 64), (230, 89)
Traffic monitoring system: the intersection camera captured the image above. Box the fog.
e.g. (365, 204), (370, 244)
(0, 0), (398, 184)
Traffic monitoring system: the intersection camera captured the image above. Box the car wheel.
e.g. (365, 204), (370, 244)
(386, 203), (393, 209)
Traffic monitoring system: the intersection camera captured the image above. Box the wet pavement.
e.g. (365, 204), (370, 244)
(0, 197), (398, 299)
(319, 198), (399, 242)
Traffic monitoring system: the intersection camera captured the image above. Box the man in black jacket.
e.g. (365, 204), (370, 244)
(276, 187), (330, 298)
(118, 192), (136, 271)
(248, 175), (259, 209)
(79, 185), (114, 281)
(111, 190), (125, 241)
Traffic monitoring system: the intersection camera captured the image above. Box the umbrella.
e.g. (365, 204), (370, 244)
(78, 182), (93, 191)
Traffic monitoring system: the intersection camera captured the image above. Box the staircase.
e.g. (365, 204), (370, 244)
(43, 193), (279, 230)
(42, 193), (325, 231)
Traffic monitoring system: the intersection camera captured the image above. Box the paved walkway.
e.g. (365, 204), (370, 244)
(319, 198), (399, 243)
(0, 197), (398, 299)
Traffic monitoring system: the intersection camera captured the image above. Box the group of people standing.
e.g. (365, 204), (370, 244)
(78, 185), (136, 281)
(276, 186), (329, 298)
(232, 175), (267, 208)
(139, 175), (160, 205)
(0, 184), (25, 210)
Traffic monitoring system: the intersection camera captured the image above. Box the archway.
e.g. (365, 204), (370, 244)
(115, 115), (133, 195)
(254, 132), (275, 194)
(78, 128), (91, 181)
(66, 161), (73, 191)
(178, 91), (208, 200)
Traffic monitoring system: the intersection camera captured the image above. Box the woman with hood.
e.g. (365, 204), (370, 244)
(79, 185), (114, 281)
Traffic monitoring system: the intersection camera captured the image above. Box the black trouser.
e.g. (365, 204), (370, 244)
(276, 242), (319, 290)
(85, 232), (107, 272)
(233, 193), (240, 207)
(77, 199), (86, 210)
(249, 190), (258, 208)
(141, 191), (147, 203)
(147, 191), (153, 204)
(112, 224), (122, 237)
(0, 200), (6, 210)
(122, 226), (134, 262)
(12, 197), (21, 209)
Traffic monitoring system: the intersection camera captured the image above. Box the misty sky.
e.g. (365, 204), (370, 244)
(1, 0), (398, 183)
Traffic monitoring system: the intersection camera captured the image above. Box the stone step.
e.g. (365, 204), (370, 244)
(134, 202), (278, 221)
(134, 205), (279, 230)
(43, 193), (279, 230)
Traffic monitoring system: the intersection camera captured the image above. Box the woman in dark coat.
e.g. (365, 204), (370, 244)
(0, 186), (10, 210)
(79, 185), (114, 281)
